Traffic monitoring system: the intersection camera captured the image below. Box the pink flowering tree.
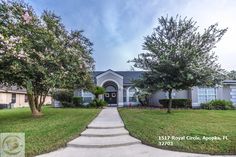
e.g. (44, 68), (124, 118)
(0, 1), (94, 116)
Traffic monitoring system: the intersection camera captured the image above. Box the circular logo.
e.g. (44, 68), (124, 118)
(2, 135), (24, 155)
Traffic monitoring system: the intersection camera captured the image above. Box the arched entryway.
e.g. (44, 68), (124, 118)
(102, 81), (118, 106)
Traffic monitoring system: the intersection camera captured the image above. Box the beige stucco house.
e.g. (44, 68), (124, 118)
(0, 86), (52, 108)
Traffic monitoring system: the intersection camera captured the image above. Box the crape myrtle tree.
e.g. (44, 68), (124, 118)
(0, 1), (94, 116)
(227, 70), (236, 80)
(130, 15), (227, 113)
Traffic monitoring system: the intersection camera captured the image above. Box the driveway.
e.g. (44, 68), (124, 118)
(37, 107), (233, 157)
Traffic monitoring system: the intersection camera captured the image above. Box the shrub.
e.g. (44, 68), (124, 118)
(201, 100), (234, 110)
(72, 97), (83, 107)
(52, 90), (73, 108)
(89, 98), (107, 108)
(159, 99), (192, 108)
(61, 101), (74, 108)
(200, 103), (213, 110)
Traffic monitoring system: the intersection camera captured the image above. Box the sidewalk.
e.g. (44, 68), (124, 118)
(37, 108), (232, 157)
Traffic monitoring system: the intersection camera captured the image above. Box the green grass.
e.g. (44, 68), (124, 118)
(119, 109), (236, 155)
(0, 107), (101, 157)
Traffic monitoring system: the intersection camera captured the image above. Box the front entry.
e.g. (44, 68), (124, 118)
(103, 81), (118, 106)
(104, 92), (117, 105)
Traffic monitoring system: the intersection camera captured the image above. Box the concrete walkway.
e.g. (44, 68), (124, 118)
(37, 108), (233, 157)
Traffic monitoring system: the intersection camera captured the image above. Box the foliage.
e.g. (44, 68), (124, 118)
(159, 99), (192, 108)
(52, 90), (73, 102)
(201, 100), (234, 110)
(227, 70), (236, 80)
(0, 1), (94, 116)
(52, 90), (74, 107)
(0, 107), (101, 156)
(134, 90), (151, 106)
(129, 15), (227, 113)
(72, 96), (83, 107)
(89, 98), (107, 108)
(91, 86), (105, 99)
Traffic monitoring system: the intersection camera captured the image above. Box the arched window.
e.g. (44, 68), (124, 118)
(129, 87), (137, 102)
(105, 85), (116, 92)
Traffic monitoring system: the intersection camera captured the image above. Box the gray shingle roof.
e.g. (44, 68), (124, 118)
(93, 70), (144, 85)
(222, 80), (236, 84)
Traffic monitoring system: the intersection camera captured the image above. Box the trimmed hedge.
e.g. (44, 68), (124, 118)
(201, 100), (235, 110)
(159, 99), (192, 108)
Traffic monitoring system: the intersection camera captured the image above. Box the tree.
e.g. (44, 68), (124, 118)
(0, 1), (94, 116)
(130, 15), (227, 113)
(91, 86), (105, 99)
(90, 86), (106, 108)
(227, 70), (236, 80)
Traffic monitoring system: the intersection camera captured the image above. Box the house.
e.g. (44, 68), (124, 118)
(0, 86), (52, 109)
(74, 69), (236, 107)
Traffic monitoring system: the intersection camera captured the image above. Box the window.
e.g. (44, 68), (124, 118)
(129, 87), (137, 102)
(105, 86), (116, 92)
(11, 93), (16, 103)
(198, 88), (216, 103)
(25, 94), (28, 102)
(83, 91), (94, 103)
(123, 88), (127, 102)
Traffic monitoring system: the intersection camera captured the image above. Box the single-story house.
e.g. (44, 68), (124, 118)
(0, 86), (52, 108)
(74, 69), (236, 108)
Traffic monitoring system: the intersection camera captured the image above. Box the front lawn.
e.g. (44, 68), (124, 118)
(119, 109), (236, 155)
(0, 107), (101, 157)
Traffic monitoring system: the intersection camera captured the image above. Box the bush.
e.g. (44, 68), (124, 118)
(89, 98), (107, 108)
(200, 103), (213, 110)
(201, 100), (234, 110)
(72, 97), (83, 107)
(159, 99), (192, 108)
(61, 101), (74, 108)
(52, 90), (73, 108)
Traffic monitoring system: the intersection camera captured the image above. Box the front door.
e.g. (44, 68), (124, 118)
(104, 92), (117, 105)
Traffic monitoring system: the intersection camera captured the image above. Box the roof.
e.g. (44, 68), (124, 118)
(222, 80), (236, 84)
(93, 70), (144, 85)
(0, 85), (26, 94)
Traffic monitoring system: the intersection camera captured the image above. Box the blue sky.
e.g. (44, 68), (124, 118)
(25, 0), (236, 71)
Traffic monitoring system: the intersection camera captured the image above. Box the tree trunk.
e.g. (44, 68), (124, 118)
(145, 95), (149, 106)
(167, 89), (172, 113)
(138, 96), (145, 106)
(28, 93), (43, 117)
(26, 81), (43, 117)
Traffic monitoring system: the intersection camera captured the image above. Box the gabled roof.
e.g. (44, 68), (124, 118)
(93, 70), (144, 85)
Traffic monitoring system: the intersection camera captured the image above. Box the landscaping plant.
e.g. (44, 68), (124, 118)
(129, 15), (227, 113)
(0, 1), (94, 116)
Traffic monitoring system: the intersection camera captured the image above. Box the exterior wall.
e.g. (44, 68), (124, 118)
(191, 85), (234, 108)
(0, 92), (52, 108)
(149, 90), (189, 105)
(222, 86), (231, 101)
(191, 87), (199, 107)
(229, 85), (236, 105)
(96, 71), (124, 107)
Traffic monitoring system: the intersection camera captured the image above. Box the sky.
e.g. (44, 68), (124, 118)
(25, 0), (236, 71)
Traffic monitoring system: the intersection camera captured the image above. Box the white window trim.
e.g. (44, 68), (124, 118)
(197, 87), (217, 104)
(127, 87), (138, 103)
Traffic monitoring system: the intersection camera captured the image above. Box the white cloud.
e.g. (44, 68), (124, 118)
(114, 0), (236, 71)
